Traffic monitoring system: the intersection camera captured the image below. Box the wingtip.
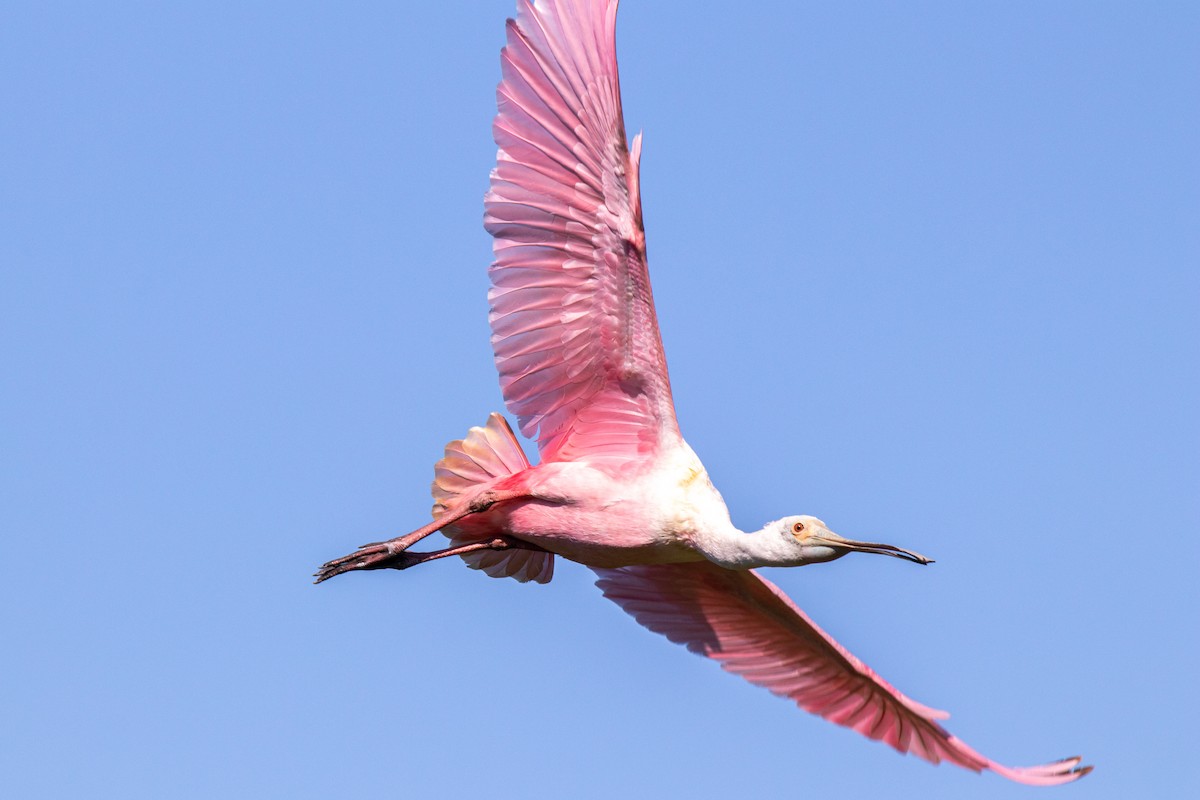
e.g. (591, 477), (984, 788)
(1056, 755), (1095, 779)
(989, 754), (1093, 785)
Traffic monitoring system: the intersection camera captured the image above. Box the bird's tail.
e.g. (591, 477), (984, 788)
(430, 413), (553, 583)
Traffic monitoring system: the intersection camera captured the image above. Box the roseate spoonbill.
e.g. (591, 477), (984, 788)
(316, 0), (1090, 785)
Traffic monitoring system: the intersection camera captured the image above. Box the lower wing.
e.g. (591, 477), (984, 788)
(594, 561), (1090, 785)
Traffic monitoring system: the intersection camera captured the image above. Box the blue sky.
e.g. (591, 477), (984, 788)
(2, 1), (1197, 797)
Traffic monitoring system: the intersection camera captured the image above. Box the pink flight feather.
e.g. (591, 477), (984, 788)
(596, 562), (1091, 786)
(485, 0), (678, 466)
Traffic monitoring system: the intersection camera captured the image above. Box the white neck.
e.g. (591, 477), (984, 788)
(693, 522), (798, 570)
(666, 446), (801, 570)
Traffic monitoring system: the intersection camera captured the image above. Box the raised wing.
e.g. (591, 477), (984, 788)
(595, 562), (1091, 786)
(485, 0), (679, 465)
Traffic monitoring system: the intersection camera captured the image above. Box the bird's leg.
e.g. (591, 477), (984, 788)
(395, 536), (549, 571)
(313, 489), (528, 584)
(314, 535), (546, 582)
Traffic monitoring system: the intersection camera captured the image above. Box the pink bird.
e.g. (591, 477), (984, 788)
(317, 0), (1090, 785)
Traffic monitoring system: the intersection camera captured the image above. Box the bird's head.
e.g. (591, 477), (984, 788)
(775, 515), (933, 566)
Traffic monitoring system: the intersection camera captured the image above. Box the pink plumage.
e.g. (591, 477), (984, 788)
(596, 562), (1088, 786)
(486, 0), (675, 466)
(432, 413), (554, 584)
(316, 0), (1091, 785)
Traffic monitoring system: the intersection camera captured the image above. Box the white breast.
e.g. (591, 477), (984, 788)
(644, 441), (735, 545)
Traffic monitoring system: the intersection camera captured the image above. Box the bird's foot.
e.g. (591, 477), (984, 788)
(313, 508), (474, 584)
(313, 539), (422, 583)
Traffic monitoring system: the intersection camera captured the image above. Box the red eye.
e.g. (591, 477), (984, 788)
(792, 521), (806, 534)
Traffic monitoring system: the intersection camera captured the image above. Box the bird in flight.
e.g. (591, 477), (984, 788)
(316, 0), (1090, 785)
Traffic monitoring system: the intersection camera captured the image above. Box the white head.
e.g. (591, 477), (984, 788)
(767, 514), (932, 568)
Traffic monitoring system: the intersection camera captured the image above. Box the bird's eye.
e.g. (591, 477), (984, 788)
(792, 521), (806, 534)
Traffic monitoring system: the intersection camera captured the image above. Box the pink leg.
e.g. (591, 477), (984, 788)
(313, 490), (528, 584)
(403, 536), (547, 569)
(314, 536), (546, 583)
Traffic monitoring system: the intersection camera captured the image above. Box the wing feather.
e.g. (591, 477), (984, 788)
(595, 562), (1092, 786)
(486, 0), (677, 466)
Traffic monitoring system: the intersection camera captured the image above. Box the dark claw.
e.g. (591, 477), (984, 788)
(314, 542), (415, 584)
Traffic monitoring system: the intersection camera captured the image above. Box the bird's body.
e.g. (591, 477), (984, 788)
(317, 0), (1090, 785)
(441, 432), (725, 569)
